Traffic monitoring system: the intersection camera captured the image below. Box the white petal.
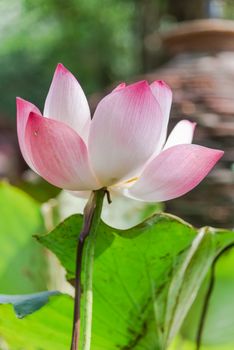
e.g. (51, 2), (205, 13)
(150, 80), (172, 151)
(164, 120), (196, 150)
(88, 81), (163, 186)
(44, 63), (91, 141)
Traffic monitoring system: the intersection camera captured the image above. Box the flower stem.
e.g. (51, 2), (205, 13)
(70, 189), (106, 350)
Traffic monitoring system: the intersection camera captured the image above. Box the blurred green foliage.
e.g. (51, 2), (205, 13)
(0, 0), (170, 120)
(1, 0), (234, 121)
(0, 0), (139, 119)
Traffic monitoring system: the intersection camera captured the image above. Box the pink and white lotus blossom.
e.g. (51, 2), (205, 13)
(16, 64), (223, 202)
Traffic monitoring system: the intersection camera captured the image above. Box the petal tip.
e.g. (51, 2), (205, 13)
(136, 80), (149, 89)
(124, 80), (150, 95)
(16, 96), (27, 106)
(56, 63), (69, 75)
(214, 149), (224, 160)
(54, 63), (79, 84)
(112, 82), (126, 92)
(187, 120), (197, 131)
(132, 80), (149, 88)
(191, 121), (197, 134)
(181, 119), (197, 128)
(16, 97), (37, 115)
(16, 96), (23, 108)
(151, 80), (172, 90)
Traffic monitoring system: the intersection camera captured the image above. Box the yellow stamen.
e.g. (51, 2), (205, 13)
(124, 177), (139, 184)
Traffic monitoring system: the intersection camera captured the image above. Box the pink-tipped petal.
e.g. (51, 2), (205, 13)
(164, 120), (196, 150)
(89, 81), (163, 186)
(111, 82), (126, 93)
(150, 80), (172, 151)
(25, 112), (99, 191)
(44, 63), (91, 141)
(127, 144), (223, 202)
(16, 97), (42, 171)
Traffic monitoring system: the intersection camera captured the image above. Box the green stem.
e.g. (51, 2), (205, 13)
(70, 189), (105, 350)
(82, 190), (105, 350)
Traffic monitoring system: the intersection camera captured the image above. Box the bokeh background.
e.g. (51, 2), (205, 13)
(0, 1), (234, 349)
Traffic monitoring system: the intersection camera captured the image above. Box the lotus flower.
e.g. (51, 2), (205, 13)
(16, 64), (223, 202)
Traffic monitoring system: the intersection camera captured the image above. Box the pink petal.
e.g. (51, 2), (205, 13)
(111, 82), (126, 92)
(25, 112), (100, 191)
(44, 63), (91, 141)
(16, 97), (42, 171)
(164, 120), (196, 150)
(88, 81), (163, 186)
(150, 80), (172, 151)
(127, 144), (223, 202)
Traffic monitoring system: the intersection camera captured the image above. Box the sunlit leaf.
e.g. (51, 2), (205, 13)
(0, 294), (72, 350)
(181, 248), (234, 348)
(36, 213), (234, 349)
